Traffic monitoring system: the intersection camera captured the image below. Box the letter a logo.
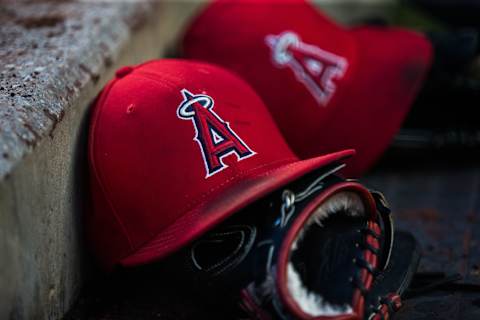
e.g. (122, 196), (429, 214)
(177, 89), (256, 178)
(265, 31), (348, 107)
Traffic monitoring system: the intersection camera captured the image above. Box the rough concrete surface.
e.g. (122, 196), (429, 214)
(1, 0), (152, 179)
(0, 0), (203, 319)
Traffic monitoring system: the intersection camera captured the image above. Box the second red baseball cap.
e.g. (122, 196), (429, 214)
(182, 0), (433, 176)
(88, 59), (354, 269)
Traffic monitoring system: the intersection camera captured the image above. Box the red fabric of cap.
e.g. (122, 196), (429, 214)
(182, 0), (433, 176)
(88, 59), (354, 269)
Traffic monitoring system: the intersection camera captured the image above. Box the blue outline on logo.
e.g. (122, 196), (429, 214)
(177, 89), (256, 178)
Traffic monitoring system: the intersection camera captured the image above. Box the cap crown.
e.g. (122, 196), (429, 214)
(88, 60), (296, 267)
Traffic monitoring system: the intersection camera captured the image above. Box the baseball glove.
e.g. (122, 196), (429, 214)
(176, 163), (420, 320)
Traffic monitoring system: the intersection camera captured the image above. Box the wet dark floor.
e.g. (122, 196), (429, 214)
(65, 156), (480, 320)
(366, 155), (480, 320)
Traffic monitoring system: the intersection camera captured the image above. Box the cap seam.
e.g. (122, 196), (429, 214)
(89, 78), (135, 250)
(135, 69), (184, 91)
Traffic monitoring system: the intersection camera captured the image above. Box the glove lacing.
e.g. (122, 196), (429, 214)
(281, 165), (399, 320)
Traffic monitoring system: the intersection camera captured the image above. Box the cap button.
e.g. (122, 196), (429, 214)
(115, 66), (134, 78)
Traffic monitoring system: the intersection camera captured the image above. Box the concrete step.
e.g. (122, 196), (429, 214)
(0, 1), (203, 319)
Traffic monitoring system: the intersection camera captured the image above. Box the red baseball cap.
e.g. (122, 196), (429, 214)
(88, 59), (354, 269)
(182, 0), (433, 176)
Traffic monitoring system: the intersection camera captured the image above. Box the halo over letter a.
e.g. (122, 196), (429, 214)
(266, 31), (348, 107)
(177, 89), (256, 178)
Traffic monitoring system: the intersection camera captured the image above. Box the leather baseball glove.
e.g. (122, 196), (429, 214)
(176, 163), (420, 320)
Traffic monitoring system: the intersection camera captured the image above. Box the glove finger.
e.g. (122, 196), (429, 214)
(365, 231), (421, 320)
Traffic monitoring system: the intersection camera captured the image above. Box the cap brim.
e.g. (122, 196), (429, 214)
(317, 28), (433, 177)
(120, 149), (355, 267)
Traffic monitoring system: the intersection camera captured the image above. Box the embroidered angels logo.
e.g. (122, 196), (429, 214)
(265, 31), (348, 106)
(177, 89), (256, 178)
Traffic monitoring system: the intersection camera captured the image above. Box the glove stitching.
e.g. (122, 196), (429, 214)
(351, 220), (382, 314)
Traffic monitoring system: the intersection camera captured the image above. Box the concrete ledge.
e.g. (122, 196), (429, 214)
(0, 1), (203, 319)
